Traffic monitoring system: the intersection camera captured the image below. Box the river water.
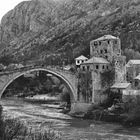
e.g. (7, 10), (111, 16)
(1, 98), (140, 140)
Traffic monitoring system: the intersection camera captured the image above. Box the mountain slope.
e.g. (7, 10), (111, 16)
(1, 0), (140, 65)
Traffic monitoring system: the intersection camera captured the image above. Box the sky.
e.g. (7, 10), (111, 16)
(0, 0), (30, 21)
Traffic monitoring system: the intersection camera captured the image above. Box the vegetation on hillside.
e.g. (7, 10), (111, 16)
(1, 0), (140, 65)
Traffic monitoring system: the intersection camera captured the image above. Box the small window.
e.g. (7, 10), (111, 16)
(102, 65), (105, 69)
(99, 41), (101, 45)
(82, 60), (84, 63)
(100, 50), (103, 54)
(105, 56), (108, 59)
(96, 65), (99, 70)
(106, 66), (109, 69)
(77, 60), (80, 64)
(82, 66), (85, 71)
(108, 40), (110, 44)
(104, 49), (107, 53)
(87, 66), (90, 70)
(94, 41), (98, 46)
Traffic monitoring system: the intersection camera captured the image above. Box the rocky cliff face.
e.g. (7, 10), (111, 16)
(1, 0), (140, 65)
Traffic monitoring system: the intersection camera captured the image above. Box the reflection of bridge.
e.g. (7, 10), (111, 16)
(0, 66), (78, 102)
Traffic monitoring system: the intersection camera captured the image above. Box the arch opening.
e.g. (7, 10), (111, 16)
(1, 68), (75, 105)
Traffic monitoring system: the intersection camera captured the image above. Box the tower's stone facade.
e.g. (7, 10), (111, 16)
(78, 35), (126, 104)
(89, 35), (126, 104)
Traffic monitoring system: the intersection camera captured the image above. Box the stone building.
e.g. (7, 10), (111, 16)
(78, 35), (126, 104)
(133, 74), (140, 89)
(90, 35), (121, 62)
(126, 60), (140, 83)
(90, 35), (126, 83)
(80, 56), (110, 72)
(75, 55), (88, 67)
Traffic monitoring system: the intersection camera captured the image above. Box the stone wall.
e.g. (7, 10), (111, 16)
(70, 102), (92, 113)
(122, 90), (140, 103)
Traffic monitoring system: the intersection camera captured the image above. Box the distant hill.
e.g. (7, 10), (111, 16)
(1, 0), (140, 65)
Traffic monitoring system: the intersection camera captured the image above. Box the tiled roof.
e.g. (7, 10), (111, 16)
(126, 60), (140, 66)
(111, 83), (131, 89)
(93, 35), (117, 42)
(81, 56), (109, 64)
(75, 55), (88, 60)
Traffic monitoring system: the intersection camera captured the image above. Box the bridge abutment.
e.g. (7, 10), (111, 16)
(70, 102), (92, 114)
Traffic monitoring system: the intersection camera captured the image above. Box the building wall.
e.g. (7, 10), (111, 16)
(90, 38), (121, 63)
(75, 59), (87, 66)
(77, 71), (92, 103)
(80, 63), (110, 73)
(114, 55), (126, 83)
(78, 35), (126, 104)
(91, 70), (113, 104)
(122, 90), (140, 103)
(127, 65), (140, 83)
(132, 79), (140, 90)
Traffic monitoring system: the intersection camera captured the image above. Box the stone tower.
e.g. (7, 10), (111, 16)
(90, 35), (126, 83)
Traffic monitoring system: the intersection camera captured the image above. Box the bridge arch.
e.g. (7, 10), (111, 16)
(1, 68), (76, 102)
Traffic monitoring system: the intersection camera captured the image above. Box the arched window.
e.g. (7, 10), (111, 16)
(83, 66), (85, 71)
(96, 65), (99, 70)
(77, 60), (80, 64)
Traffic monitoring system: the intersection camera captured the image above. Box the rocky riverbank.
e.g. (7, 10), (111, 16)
(70, 102), (140, 127)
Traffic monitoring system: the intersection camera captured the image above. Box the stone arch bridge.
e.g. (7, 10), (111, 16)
(0, 66), (78, 102)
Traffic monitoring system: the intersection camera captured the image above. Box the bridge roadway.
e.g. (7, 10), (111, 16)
(0, 65), (78, 102)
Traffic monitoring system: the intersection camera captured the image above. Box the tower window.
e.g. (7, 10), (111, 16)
(100, 50), (103, 54)
(108, 40), (110, 44)
(96, 65), (99, 70)
(82, 66), (85, 71)
(106, 66), (109, 69)
(105, 56), (108, 59)
(99, 41), (101, 45)
(104, 49), (107, 53)
(77, 60), (80, 64)
(102, 65), (105, 69)
(87, 66), (90, 70)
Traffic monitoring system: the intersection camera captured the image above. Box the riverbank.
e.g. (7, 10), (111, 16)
(2, 98), (140, 140)
(69, 102), (140, 127)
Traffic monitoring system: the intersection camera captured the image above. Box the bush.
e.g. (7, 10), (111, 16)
(122, 97), (140, 126)
(0, 105), (61, 140)
(0, 105), (5, 139)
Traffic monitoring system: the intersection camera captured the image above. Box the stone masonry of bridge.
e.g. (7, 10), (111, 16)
(0, 66), (93, 113)
(0, 66), (78, 103)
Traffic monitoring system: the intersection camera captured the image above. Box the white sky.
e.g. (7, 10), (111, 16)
(0, 0), (30, 21)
